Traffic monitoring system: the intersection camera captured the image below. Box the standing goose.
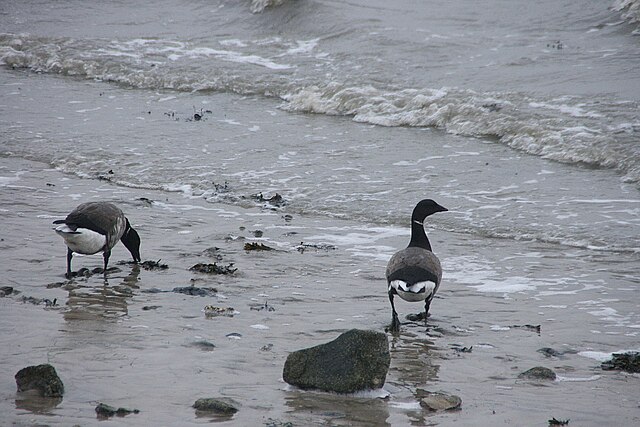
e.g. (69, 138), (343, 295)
(53, 202), (141, 278)
(386, 199), (447, 332)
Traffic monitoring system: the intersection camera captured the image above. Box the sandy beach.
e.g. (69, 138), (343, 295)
(1, 156), (638, 426)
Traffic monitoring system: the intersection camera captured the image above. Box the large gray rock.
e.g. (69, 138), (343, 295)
(15, 364), (64, 397)
(283, 329), (390, 393)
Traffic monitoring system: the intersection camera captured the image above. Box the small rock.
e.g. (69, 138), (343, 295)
(95, 402), (140, 418)
(518, 366), (557, 380)
(15, 364), (64, 397)
(172, 285), (218, 297)
(416, 389), (462, 411)
(226, 332), (242, 339)
(190, 340), (216, 351)
(548, 417), (570, 426)
(193, 398), (238, 415)
(601, 352), (640, 373)
(142, 305), (161, 310)
(283, 329), (390, 393)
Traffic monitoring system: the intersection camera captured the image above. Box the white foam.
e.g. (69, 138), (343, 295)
(250, 324), (270, 330)
(555, 375), (601, 382)
(578, 349), (640, 362)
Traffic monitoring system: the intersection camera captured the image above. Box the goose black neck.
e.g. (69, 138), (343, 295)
(409, 219), (432, 251)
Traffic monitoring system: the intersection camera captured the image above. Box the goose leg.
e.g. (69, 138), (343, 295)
(103, 249), (111, 276)
(65, 248), (73, 279)
(423, 296), (433, 325)
(389, 292), (400, 333)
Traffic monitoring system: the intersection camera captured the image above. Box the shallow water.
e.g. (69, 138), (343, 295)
(1, 0), (639, 425)
(1, 157), (639, 426)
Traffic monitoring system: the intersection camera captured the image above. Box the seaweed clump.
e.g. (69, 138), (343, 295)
(190, 263), (237, 275)
(601, 352), (640, 373)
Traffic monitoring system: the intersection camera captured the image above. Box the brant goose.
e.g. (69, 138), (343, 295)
(53, 202), (141, 278)
(386, 199), (447, 332)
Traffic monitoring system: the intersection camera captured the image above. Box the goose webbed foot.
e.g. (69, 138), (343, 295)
(406, 312), (429, 322)
(388, 314), (401, 334)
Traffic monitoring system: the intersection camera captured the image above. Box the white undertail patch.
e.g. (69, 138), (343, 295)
(55, 225), (106, 255)
(389, 280), (436, 302)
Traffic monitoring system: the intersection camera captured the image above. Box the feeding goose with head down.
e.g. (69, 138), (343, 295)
(386, 199), (447, 333)
(53, 201), (141, 278)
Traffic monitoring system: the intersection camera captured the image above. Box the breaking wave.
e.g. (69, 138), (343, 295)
(1, 32), (639, 185)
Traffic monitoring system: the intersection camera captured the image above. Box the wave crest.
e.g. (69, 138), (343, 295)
(282, 83), (640, 184)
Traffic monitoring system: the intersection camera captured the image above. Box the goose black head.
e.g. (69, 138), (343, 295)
(121, 219), (141, 263)
(412, 199), (448, 225)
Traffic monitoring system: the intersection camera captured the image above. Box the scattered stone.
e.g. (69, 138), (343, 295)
(244, 242), (274, 251)
(193, 398), (238, 415)
(95, 402), (140, 418)
(252, 230), (264, 237)
(283, 329), (390, 393)
(226, 332), (242, 339)
(142, 305), (161, 311)
(140, 259), (168, 270)
(261, 343), (274, 352)
(190, 262), (237, 275)
(0, 286), (14, 297)
(416, 389), (462, 411)
(518, 366), (557, 381)
(138, 197), (153, 205)
(172, 285), (218, 297)
(548, 417), (570, 426)
(601, 352), (640, 373)
(15, 364), (64, 397)
(190, 340), (216, 351)
(203, 305), (236, 317)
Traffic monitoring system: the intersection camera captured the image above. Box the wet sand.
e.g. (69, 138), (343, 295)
(1, 157), (639, 426)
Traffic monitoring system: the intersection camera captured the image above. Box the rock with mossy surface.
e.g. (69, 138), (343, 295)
(283, 329), (390, 393)
(193, 398), (239, 415)
(518, 366), (557, 380)
(15, 364), (64, 397)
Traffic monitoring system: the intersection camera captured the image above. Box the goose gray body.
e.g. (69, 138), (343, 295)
(53, 202), (141, 278)
(386, 199), (447, 332)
